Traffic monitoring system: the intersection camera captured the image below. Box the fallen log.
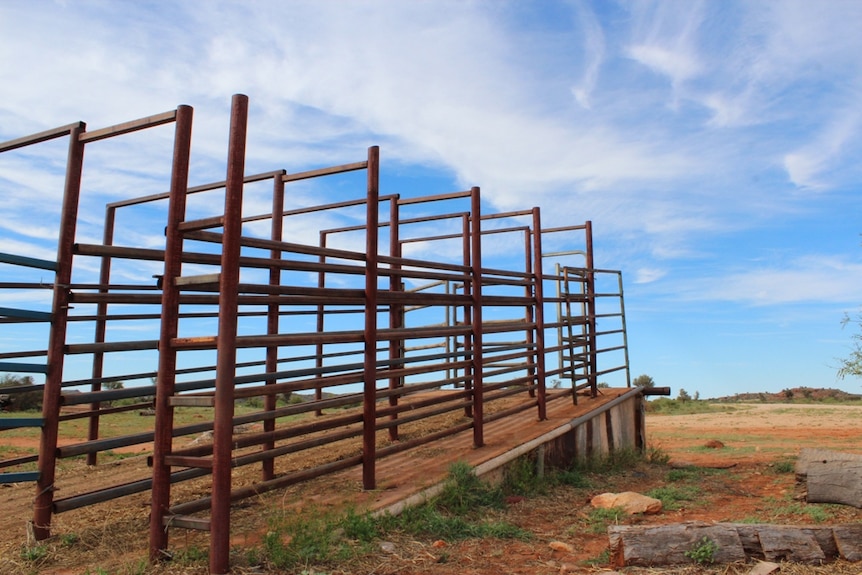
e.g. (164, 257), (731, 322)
(608, 522), (745, 567)
(796, 448), (862, 508)
(609, 522), (862, 567)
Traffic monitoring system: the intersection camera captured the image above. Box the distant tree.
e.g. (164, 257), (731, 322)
(597, 382), (610, 389)
(104, 381), (124, 391)
(838, 310), (862, 380)
(677, 388), (692, 402)
(632, 374), (655, 389)
(693, 391), (700, 401)
(0, 374), (42, 411)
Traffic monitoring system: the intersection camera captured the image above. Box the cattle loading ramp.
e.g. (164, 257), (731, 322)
(0, 95), (643, 574)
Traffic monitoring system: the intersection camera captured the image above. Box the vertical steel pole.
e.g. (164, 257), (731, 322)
(461, 213), (473, 418)
(33, 121), (86, 540)
(531, 208), (547, 420)
(314, 230), (328, 414)
(264, 172), (286, 480)
(585, 220), (597, 398)
(362, 146), (380, 490)
(523, 228), (536, 398)
(470, 187), (484, 448)
(387, 196), (402, 441)
(210, 94), (248, 575)
(87, 205), (116, 466)
(149, 105), (193, 561)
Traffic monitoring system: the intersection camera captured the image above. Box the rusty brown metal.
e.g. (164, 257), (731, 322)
(0, 95), (631, 574)
(149, 104), (193, 560)
(33, 120), (86, 540)
(362, 145), (380, 490)
(209, 93), (249, 575)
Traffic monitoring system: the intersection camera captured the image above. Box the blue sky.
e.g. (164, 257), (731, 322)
(1, 0), (861, 399)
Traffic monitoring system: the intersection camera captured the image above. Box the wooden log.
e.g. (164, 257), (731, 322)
(608, 522), (746, 567)
(732, 524), (837, 562)
(832, 524), (862, 561)
(795, 448), (862, 477)
(807, 462), (862, 507)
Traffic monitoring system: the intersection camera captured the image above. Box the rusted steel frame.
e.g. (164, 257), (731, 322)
(375, 388), (470, 417)
(148, 103), (193, 560)
(0, 122), (83, 152)
(207, 94), (249, 575)
(58, 401), (151, 421)
(168, 455), (364, 517)
(166, 412), (364, 459)
(375, 371), (472, 401)
(184, 230), (369, 268)
(65, 340), (158, 354)
(185, 426), (363, 471)
(531, 207), (548, 419)
(378, 291), (471, 307)
(469, 187), (484, 448)
(521, 227), (537, 398)
(78, 110), (177, 144)
(227, 365), (366, 400)
(1, 454), (38, 469)
(33, 121), (86, 541)
(107, 170), (283, 209)
(376, 421), (474, 459)
(461, 213), (473, 418)
(584, 221), (597, 398)
(263, 172), (286, 481)
(173, 327), (365, 351)
(314, 230), (329, 409)
(0, 252), (59, 270)
(70, 291), (365, 306)
(388, 195), (403, 440)
(375, 392), (473, 428)
(281, 160), (368, 182)
(397, 189), (472, 205)
(87, 204), (116, 465)
(362, 146), (380, 490)
(54, 466), (209, 514)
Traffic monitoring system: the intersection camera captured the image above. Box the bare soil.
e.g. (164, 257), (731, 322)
(1, 401), (861, 574)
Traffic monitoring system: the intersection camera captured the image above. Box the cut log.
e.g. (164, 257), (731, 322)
(795, 448), (862, 478)
(832, 524), (862, 561)
(608, 522), (746, 568)
(609, 522), (861, 566)
(807, 461), (862, 507)
(732, 524), (837, 562)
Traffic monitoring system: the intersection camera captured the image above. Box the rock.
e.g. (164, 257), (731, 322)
(548, 540), (574, 553)
(704, 439), (725, 449)
(591, 492), (662, 515)
(432, 539), (446, 548)
(379, 541), (396, 553)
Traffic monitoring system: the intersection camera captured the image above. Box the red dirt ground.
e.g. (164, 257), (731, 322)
(2, 401), (861, 574)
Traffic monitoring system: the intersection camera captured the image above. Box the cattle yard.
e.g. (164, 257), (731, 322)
(0, 94), (638, 574)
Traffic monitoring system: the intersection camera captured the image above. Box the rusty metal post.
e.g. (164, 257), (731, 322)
(87, 205), (117, 466)
(210, 93), (249, 575)
(531, 208), (547, 420)
(523, 228), (536, 398)
(264, 172), (286, 480)
(387, 195), (402, 441)
(314, 230), (328, 415)
(149, 105), (193, 560)
(469, 187), (484, 448)
(362, 145), (380, 490)
(584, 220), (597, 398)
(33, 121), (86, 540)
(461, 213), (473, 418)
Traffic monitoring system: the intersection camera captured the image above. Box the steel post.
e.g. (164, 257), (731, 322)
(469, 187), (484, 448)
(362, 146), (379, 490)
